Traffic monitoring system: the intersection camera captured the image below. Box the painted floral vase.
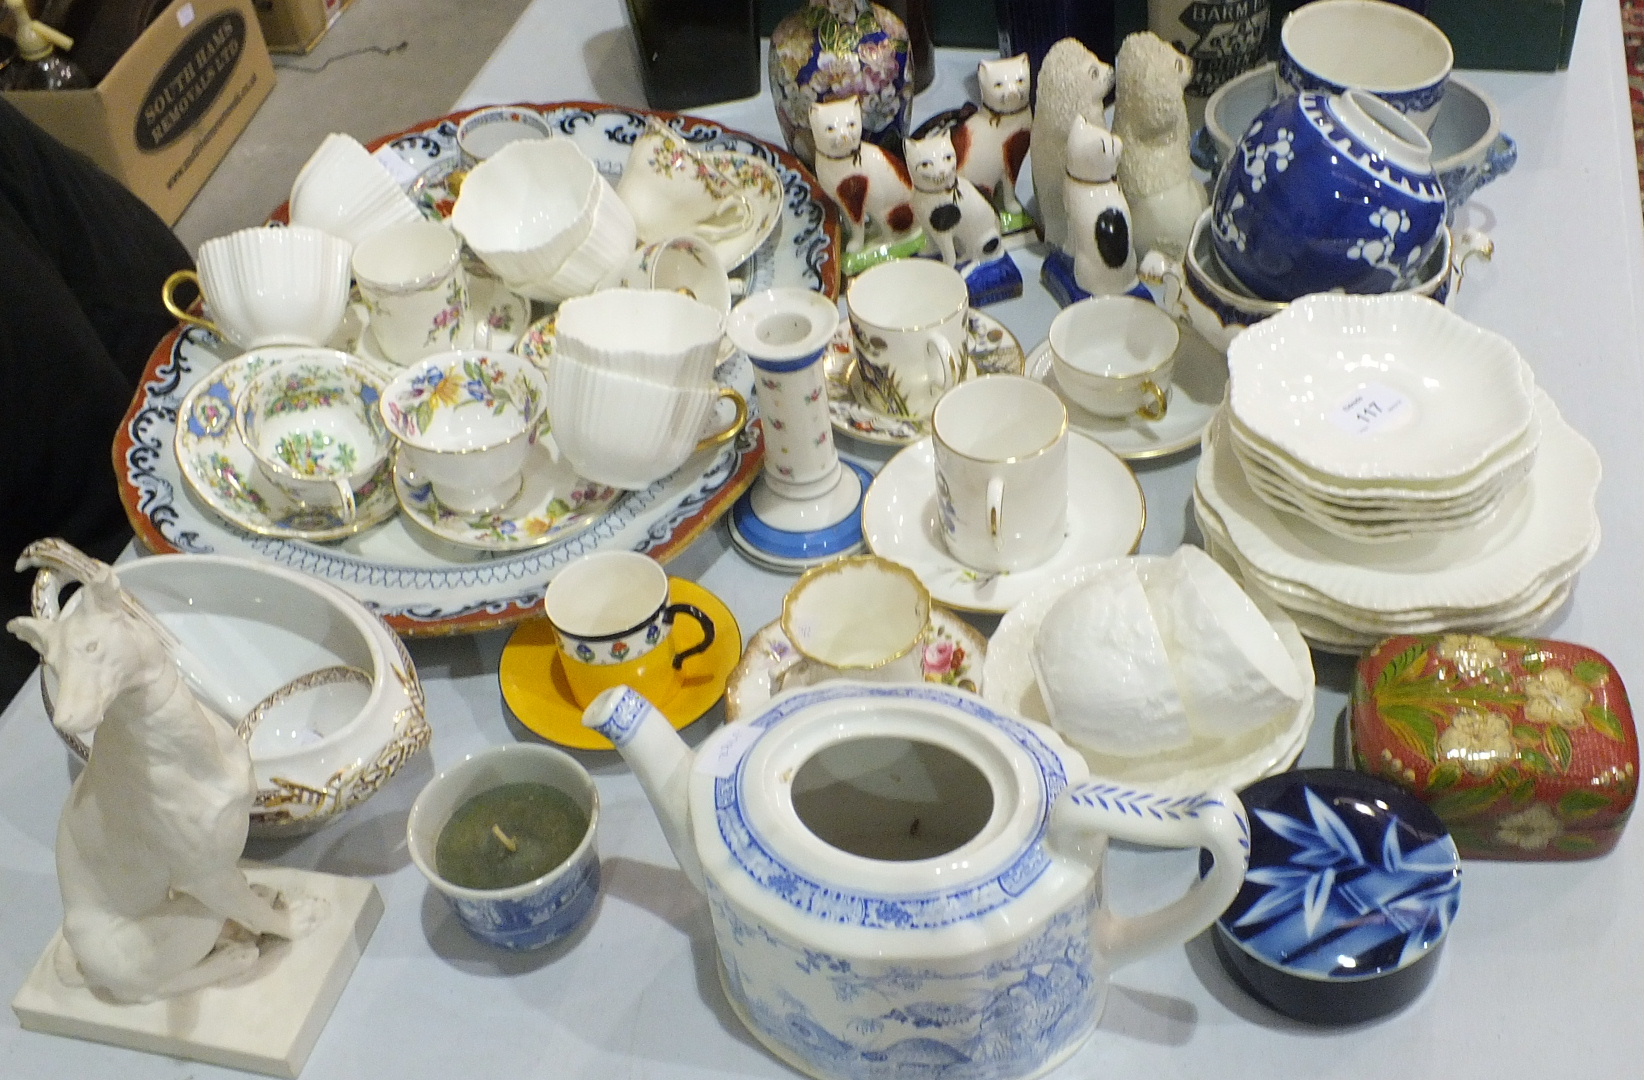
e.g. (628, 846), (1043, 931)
(769, 0), (912, 168)
(1210, 88), (1447, 302)
(1351, 634), (1639, 860)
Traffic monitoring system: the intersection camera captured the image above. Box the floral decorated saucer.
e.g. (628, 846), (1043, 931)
(863, 434), (1147, 614)
(498, 577), (741, 750)
(393, 441), (620, 551)
(175, 347), (401, 542)
(827, 310), (1026, 447)
(335, 273), (531, 363)
(1024, 323), (1227, 461)
(724, 606), (987, 721)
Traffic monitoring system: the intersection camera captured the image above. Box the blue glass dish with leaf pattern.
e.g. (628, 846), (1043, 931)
(1211, 768), (1462, 1025)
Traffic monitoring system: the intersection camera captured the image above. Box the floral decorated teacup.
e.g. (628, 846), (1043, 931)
(542, 551), (715, 708)
(352, 220), (468, 365)
(234, 351), (392, 525)
(615, 121), (754, 246)
(379, 350), (548, 514)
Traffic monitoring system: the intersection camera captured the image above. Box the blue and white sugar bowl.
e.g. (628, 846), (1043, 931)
(1210, 89), (1448, 302)
(1210, 768), (1462, 1025)
(586, 680), (1251, 1080)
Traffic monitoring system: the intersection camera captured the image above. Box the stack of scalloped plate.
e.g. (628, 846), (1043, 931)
(1197, 295), (1602, 652)
(1224, 294), (1540, 543)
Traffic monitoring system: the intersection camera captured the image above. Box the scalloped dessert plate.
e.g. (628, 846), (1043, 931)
(1194, 398), (1601, 615)
(1227, 294), (1535, 482)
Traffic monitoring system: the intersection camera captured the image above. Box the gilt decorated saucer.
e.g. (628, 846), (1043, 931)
(175, 347), (401, 542)
(1024, 323), (1227, 461)
(863, 434), (1147, 614)
(393, 441), (621, 551)
(499, 577), (741, 750)
(827, 310), (1025, 447)
(725, 606), (987, 722)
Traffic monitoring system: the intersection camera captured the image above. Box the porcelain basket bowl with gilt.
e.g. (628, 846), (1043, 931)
(34, 554), (429, 837)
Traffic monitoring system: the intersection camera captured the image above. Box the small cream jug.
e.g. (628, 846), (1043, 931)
(584, 680), (1249, 1080)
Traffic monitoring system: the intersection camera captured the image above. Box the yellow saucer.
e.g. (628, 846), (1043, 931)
(499, 577), (742, 750)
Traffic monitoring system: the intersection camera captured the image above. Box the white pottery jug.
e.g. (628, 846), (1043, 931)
(585, 681), (1249, 1080)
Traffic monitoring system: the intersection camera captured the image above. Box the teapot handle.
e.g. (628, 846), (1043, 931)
(1048, 780), (1249, 972)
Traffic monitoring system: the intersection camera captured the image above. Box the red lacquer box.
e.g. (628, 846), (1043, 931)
(1351, 634), (1638, 860)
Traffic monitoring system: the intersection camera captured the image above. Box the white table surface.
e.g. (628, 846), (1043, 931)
(4, 2), (1643, 1077)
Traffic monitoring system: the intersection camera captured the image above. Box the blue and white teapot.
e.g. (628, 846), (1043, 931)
(585, 680), (1250, 1080)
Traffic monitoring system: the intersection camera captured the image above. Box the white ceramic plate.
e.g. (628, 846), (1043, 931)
(1227, 294), (1535, 482)
(982, 555), (1315, 793)
(174, 347), (402, 543)
(725, 607), (988, 721)
(393, 440), (620, 551)
(863, 434), (1146, 614)
(1194, 398), (1601, 615)
(1199, 491), (1598, 632)
(827, 310), (1027, 447)
(1023, 323), (1226, 461)
(1226, 391), (1541, 504)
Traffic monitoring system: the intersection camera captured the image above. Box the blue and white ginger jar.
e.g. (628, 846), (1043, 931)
(1210, 88), (1447, 302)
(585, 680), (1253, 1080)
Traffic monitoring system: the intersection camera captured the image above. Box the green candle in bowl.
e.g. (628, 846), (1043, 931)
(435, 782), (590, 891)
(409, 744), (600, 950)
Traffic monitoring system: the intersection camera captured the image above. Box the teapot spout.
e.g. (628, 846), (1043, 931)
(583, 686), (706, 894)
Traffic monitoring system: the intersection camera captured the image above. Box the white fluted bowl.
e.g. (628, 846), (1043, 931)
(289, 132), (424, 247)
(555, 288), (723, 386)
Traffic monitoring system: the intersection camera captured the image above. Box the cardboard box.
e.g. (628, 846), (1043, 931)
(3, 0), (274, 224)
(254, 0), (353, 54)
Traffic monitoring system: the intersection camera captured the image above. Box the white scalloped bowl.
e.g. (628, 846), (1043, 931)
(39, 555), (428, 837)
(555, 287), (724, 386)
(450, 139), (614, 297)
(289, 132), (424, 247)
(1227, 294), (1534, 483)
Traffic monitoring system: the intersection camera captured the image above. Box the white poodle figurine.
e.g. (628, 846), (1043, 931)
(9, 540), (322, 1004)
(1112, 31), (1207, 261)
(1032, 37), (1115, 250)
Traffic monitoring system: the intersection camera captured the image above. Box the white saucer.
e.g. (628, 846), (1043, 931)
(724, 607), (988, 722)
(827, 310), (1027, 447)
(1024, 323), (1226, 461)
(392, 441), (621, 551)
(174, 348), (401, 542)
(863, 434), (1146, 614)
(981, 556), (1314, 793)
(333, 274), (531, 363)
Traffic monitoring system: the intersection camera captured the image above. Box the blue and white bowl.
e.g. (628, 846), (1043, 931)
(1201, 64), (1517, 225)
(408, 744), (601, 951)
(1210, 89), (1448, 303)
(1211, 768), (1461, 1025)
(1278, 0), (1453, 134)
